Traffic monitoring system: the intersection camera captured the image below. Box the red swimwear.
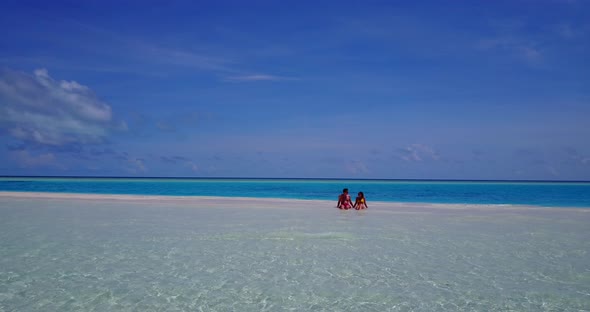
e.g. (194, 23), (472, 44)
(340, 194), (352, 209)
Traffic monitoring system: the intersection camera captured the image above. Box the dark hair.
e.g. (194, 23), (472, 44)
(343, 188), (348, 193)
(358, 191), (364, 198)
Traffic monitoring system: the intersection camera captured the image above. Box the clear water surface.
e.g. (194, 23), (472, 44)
(0, 197), (588, 311)
(1, 177), (590, 207)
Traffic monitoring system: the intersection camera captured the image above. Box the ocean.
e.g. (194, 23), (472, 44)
(1, 177), (589, 207)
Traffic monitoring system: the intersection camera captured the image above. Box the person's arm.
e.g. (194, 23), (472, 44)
(337, 195), (342, 208)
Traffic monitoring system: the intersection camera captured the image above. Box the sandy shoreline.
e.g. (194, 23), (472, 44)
(1, 191), (588, 212)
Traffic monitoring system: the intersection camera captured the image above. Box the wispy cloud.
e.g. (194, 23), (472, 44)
(477, 36), (542, 63)
(159, 155), (198, 172)
(140, 45), (234, 73)
(187, 161), (198, 173)
(0, 68), (126, 146)
(159, 155), (190, 164)
(154, 111), (204, 133)
(556, 23), (577, 39)
(126, 158), (146, 173)
(29, 19), (289, 82)
(138, 46), (290, 83)
(396, 144), (440, 162)
(345, 160), (369, 175)
(475, 18), (553, 65)
(156, 121), (176, 132)
(124, 110), (206, 138)
(0, 56), (165, 77)
(545, 165), (559, 177)
(224, 74), (296, 82)
(11, 150), (59, 168)
(52, 19), (234, 74)
(565, 147), (590, 166)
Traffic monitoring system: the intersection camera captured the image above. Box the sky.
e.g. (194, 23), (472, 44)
(0, 0), (589, 180)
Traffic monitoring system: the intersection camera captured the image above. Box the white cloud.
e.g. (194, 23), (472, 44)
(0, 68), (123, 146)
(397, 144), (440, 162)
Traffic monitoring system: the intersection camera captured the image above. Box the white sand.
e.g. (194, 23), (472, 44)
(1, 191), (586, 213)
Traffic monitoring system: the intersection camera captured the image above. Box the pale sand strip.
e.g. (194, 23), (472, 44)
(1, 191), (588, 213)
(0, 191), (331, 210)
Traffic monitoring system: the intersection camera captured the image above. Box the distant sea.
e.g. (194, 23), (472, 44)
(1, 177), (589, 207)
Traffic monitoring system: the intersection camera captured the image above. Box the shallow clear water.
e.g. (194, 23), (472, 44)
(1, 177), (590, 207)
(1, 198), (589, 311)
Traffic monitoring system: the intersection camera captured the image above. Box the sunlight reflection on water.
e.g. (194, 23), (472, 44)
(1, 198), (589, 311)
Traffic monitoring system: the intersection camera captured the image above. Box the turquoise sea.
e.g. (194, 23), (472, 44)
(1, 177), (590, 207)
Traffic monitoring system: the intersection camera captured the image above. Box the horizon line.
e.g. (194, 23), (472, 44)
(1, 175), (589, 183)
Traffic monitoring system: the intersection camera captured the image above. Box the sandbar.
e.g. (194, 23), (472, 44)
(1, 191), (589, 215)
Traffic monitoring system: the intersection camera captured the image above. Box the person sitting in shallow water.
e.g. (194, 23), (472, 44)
(337, 188), (353, 210)
(353, 192), (368, 210)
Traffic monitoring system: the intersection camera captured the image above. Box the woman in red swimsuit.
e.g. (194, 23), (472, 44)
(337, 188), (353, 210)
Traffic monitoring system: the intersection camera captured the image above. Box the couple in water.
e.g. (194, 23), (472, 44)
(337, 188), (368, 210)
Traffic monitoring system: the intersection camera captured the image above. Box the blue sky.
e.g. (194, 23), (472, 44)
(0, 0), (589, 180)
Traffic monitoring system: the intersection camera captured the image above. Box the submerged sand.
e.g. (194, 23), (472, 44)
(2, 191), (584, 211)
(1, 191), (589, 311)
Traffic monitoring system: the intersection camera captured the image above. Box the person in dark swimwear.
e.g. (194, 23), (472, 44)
(337, 188), (353, 210)
(353, 191), (368, 210)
